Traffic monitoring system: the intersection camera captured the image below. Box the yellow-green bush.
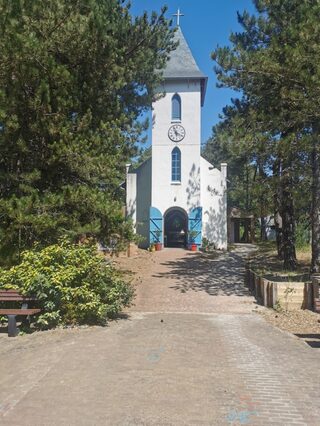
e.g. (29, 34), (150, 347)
(0, 240), (134, 329)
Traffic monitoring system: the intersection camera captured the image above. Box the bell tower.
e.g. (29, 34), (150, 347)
(151, 25), (207, 216)
(126, 15), (227, 250)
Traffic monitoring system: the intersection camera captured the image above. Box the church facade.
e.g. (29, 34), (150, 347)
(126, 27), (227, 250)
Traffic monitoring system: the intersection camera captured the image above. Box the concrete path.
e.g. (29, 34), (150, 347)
(0, 247), (319, 425)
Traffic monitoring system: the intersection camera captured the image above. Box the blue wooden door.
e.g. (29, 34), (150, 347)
(149, 207), (163, 244)
(188, 207), (202, 246)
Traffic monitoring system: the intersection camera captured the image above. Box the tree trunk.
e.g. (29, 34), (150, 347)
(280, 162), (297, 271)
(257, 158), (268, 241)
(311, 139), (320, 272)
(245, 163), (250, 211)
(281, 191), (297, 270)
(273, 160), (283, 259)
(18, 227), (22, 262)
(274, 212), (283, 259)
(260, 216), (268, 241)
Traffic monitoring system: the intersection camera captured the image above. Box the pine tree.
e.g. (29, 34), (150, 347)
(0, 0), (175, 263)
(203, 100), (274, 243)
(211, 0), (320, 270)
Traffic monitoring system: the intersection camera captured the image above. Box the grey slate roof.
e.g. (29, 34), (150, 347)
(163, 27), (208, 105)
(164, 27), (206, 79)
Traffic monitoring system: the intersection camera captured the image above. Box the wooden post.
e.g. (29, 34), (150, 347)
(311, 274), (320, 312)
(251, 217), (255, 243)
(234, 220), (240, 243)
(245, 262), (250, 288)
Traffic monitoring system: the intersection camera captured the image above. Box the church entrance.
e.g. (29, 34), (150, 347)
(164, 208), (188, 248)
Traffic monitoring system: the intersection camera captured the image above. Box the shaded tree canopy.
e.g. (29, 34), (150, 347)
(206, 0), (320, 270)
(0, 0), (176, 263)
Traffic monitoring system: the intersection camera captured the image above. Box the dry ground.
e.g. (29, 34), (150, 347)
(249, 241), (311, 277)
(238, 241), (319, 340)
(259, 309), (320, 345)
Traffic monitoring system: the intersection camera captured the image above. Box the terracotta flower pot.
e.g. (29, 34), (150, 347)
(191, 243), (197, 252)
(155, 242), (162, 251)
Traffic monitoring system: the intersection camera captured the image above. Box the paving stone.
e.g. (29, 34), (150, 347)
(0, 246), (319, 425)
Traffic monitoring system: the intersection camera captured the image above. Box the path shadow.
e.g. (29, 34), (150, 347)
(295, 333), (320, 349)
(153, 250), (251, 297)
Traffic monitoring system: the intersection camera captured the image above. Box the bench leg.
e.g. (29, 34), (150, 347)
(8, 315), (18, 337)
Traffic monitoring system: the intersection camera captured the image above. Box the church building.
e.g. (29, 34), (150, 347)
(126, 25), (227, 250)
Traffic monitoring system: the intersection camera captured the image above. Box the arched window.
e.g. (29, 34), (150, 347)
(171, 94), (181, 121)
(171, 147), (181, 182)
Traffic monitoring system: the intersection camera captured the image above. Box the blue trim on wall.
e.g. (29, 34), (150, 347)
(149, 206), (163, 244)
(188, 207), (202, 245)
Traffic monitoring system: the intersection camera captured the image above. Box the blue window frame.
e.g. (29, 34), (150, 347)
(172, 94), (181, 121)
(171, 147), (181, 182)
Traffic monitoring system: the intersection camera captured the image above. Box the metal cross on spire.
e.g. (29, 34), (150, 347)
(173, 8), (184, 27)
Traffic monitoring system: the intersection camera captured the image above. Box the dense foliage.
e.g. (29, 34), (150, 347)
(0, 241), (134, 329)
(205, 0), (320, 270)
(0, 0), (175, 264)
(203, 115), (273, 224)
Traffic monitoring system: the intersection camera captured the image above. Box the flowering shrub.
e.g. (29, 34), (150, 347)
(0, 241), (134, 329)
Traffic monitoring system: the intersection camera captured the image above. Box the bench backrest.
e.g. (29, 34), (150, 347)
(0, 290), (36, 302)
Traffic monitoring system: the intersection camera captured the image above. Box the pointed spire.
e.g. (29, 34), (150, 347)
(163, 27), (208, 105)
(164, 27), (205, 79)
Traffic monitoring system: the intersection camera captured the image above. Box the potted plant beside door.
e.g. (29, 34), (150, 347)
(154, 230), (162, 251)
(188, 230), (198, 251)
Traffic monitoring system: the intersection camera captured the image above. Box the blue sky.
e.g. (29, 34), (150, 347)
(130, 0), (255, 148)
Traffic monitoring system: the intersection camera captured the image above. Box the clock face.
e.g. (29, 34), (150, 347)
(168, 124), (185, 142)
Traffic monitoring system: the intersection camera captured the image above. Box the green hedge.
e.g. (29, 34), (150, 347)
(0, 241), (134, 329)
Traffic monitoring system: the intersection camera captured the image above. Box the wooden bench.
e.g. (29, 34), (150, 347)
(0, 290), (41, 337)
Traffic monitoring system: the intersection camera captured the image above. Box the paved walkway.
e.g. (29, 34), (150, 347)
(0, 247), (319, 425)
(129, 247), (256, 314)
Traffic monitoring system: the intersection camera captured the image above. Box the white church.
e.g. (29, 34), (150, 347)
(126, 24), (227, 250)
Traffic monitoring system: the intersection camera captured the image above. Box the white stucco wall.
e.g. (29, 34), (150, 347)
(135, 159), (152, 248)
(126, 159), (152, 248)
(126, 171), (137, 227)
(201, 157), (228, 250)
(127, 78), (228, 250)
(151, 80), (201, 216)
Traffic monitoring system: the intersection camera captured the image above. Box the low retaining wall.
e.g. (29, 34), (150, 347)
(245, 264), (317, 311)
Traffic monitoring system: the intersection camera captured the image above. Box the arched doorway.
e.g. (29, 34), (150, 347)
(164, 208), (188, 248)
